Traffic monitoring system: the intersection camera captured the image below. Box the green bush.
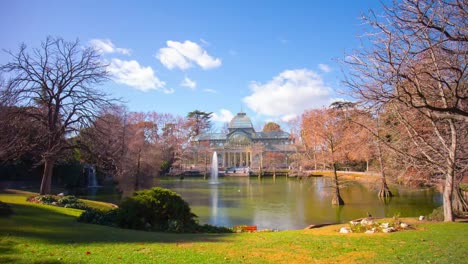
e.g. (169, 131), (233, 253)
(196, 224), (233, 233)
(115, 187), (198, 232)
(0, 201), (13, 217)
(78, 208), (118, 226)
(427, 206), (444, 221)
(460, 184), (468, 192)
(57, 195), (88, 210)
(37, 195), (58, 204)
(29, 195), (89, 210)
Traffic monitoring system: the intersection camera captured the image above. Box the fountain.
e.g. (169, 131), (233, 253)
(85, 164), (99, 188)
(210, 151), (219, 184)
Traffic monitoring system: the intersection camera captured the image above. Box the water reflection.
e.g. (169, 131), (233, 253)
(155, 177), (442, 230)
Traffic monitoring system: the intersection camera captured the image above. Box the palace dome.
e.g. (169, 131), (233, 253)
(229, 112), (253, 129)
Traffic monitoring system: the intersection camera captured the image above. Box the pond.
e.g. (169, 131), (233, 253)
(150, 176), (442, 230)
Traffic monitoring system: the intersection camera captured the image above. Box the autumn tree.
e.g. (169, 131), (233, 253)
(149, 112), (191, 172)
(79, 106), (127, 181)
(344, 0), (467, 221)
(126, 113), (162, 191)
(262, 122), (282, 132)
(333, 102), (393, 198)
(302, 108), (349, 205)
(0, 37), (112, 194)
(80, 109), (164, 195)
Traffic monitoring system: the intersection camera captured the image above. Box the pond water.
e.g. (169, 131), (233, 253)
(152, 176), (442, 230)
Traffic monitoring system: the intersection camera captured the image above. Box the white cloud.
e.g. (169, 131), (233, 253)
(199, 38), (210, 46)
(212, 109), (234, 123)
(156, 40), (221, 70)
(203, 88), (217, 93)
(281, 114), (298, 122)
(162, 87), (175, 94)
(89, 39), (131, 55)
(180, 77), (196, 90)
(108, 59), (167, 92)
(243, 69), (332, 120)
(318, 64), (332, 73)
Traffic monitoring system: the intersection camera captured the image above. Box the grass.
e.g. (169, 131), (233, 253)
(1, 192), (467, 264)
(310, 171), (380, 184)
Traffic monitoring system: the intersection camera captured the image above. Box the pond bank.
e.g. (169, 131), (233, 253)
(0, 191), (466, 264)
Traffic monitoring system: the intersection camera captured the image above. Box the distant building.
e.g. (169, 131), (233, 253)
(192, 112), (296, 170)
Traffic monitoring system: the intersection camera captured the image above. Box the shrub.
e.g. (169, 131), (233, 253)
(28, 195), (89, 210)
(0, 201), (13, 217)
(78, 208), (118, 226)
(57, 195), (88, 210)
(427, 206), (444, 221)
(460, 183), (468, 192)
(37, 195), (58, 204)
(196, 224), (233, 233)
(115, 187), (198, 232)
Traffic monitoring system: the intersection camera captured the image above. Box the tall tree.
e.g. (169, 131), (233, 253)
(0, 37), (112, 194)
(344, 0), (467, 221)
(186, 110), (212, 138)
(0, 105), (46, 162)
(302, 108), (349, 205)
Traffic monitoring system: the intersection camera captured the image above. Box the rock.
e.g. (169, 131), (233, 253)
(339, 227), (351, 234)
(419, 215), (425, 221)
(400, 223), (409, 228)
(57, 192), (65, 197)
(380, 222), (390, 228)
(349, 221), (359, 226)
(365, 228), (376, 234)
(382, 227), (395, 233)
(361, 218), (374, 226)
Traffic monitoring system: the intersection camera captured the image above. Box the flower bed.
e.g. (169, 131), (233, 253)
(339, 216), (410, 234)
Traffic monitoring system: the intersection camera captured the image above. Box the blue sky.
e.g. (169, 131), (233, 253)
(0, 0), (385, 130)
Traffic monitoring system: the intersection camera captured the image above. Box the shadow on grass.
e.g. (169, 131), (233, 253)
(0, 202), (232, 245)
(0, 239), (19, 263)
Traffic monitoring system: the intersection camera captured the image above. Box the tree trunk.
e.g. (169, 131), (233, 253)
(331, 163), (344, 205)
(443, 164), (455, 221)
(376, 141), (392, 198)
(259, 153), (263, 179)
(452, 186), (468, 215)
(443, 119), (457, 222)
(204, 153), (207, 179)
(135, 150), (141, 191)
(39, 158), (54, 195)
(313, 151), (317, 171)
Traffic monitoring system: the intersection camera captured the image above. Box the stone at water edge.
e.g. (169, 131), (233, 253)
(365, 229), (375, 234)
(361, 218), (374, 226)
(400, 223), (409, 228)
(419, 215), (425, 221)
(382, 227), (396, 233)
(349, 220), (359, 226)
(380, 222), (390, 228)
(339, 227), (351, 234)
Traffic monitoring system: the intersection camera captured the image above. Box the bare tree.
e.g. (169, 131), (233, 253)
(344, 0), (467, 221)
(0, 37), (112, 194)
(302, 108), (347, 205)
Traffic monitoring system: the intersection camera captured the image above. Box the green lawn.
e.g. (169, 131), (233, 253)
(0, 192), (467, 264)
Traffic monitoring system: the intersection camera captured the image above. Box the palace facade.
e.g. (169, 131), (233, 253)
(192, 112), (296, 170)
